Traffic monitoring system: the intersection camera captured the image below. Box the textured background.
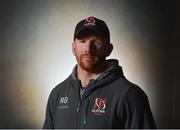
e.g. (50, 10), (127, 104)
(0, 0), (179, 128)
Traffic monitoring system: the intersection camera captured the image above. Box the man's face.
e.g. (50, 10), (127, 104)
(72, 34), (112, 72)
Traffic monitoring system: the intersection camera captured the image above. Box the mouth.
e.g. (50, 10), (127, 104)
(83, 56), (94, 58)
(81, 56), (96, 63)
(81, 54), (95, 58)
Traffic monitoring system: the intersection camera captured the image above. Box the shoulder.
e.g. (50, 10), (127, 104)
(115, 79), (156, 128)
(117, 78), (150, 108)
(114, 78), (151, 116)
(111, 78), (147, 97)
(49, 76), (72, 100)
(111, 78), (149, 106)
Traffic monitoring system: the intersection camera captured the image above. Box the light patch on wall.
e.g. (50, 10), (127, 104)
(24, 0), (157, 125)
(1, 0), (158, 127)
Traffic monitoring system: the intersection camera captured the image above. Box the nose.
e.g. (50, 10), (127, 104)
(84, 41), (96, 53)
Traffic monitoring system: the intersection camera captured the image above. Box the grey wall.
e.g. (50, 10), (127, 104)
(0, 0), (179, 128)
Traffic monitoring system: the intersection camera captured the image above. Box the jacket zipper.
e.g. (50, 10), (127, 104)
(76, 102), (81, 128)
(76, 103), (80, 112)
(76, 99), (88, 128)
(83, 99), (90, 126)
(83, 114), (87, 125)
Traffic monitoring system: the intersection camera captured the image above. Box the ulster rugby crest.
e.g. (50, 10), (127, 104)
(84, 16), (96, 26)
(92, 98), (106, 115)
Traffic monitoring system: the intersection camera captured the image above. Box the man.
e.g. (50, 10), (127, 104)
(43, 16), (156, 129)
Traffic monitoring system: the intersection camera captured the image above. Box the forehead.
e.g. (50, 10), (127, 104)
(75, 29), (105, 41)
(75, 36), (102, 41)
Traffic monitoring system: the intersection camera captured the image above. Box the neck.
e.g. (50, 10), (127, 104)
(77, 61), (108, 87)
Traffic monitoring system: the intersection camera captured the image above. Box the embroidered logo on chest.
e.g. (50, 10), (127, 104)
(58, 97), (69, 109)
(91, 98), (106, 115)
(60, 97), (68, 104)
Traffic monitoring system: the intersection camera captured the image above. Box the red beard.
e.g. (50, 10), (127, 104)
(76, 54), (103, 72)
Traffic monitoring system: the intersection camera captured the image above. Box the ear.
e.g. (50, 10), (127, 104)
(72, 42), (76, 56)
(105, 43), (113, 57)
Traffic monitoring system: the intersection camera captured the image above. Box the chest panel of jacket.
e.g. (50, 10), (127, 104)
(53, 84), (122, 128)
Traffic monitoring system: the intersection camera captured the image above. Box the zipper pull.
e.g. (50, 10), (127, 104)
(83, 114), (86, 125)
(76, 103), (80, 112)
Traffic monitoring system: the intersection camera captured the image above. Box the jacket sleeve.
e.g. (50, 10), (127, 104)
(120, 87), (156, 129)
(42, 91), (54, 129)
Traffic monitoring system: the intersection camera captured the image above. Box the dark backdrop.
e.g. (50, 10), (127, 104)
(0, 0), (180, 128)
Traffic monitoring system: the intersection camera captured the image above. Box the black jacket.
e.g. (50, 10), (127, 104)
(43, 59), (156, 129)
